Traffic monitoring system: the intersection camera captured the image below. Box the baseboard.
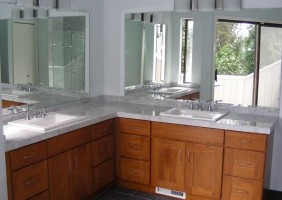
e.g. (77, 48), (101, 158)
(264, 189), (282, 199)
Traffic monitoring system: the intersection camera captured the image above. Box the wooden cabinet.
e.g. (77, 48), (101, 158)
(176, 92), (200, 100)
(2, 100), (25, 108)
(48, 143), (92, 200)
(118, 118), (151, 185)
(222, 131), (268, 200)
(185, 143), (223, 199)
(47, 127), (92, 200)
(92, 119), (115, 192)
(151, 138), (185, 191)
(151, 122), (224, 199)
(6, 141), (49, 200)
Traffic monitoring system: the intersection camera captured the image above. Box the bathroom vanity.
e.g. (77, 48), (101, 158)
(3, 98), (276, 200)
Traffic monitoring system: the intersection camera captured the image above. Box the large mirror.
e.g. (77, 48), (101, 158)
(0, 3), (89, 93)
(124, 9), (282, 108)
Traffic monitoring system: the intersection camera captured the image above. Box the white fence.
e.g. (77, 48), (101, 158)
(214, 60), (281, 107)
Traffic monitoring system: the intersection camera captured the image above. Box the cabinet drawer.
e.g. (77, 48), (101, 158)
(9, 141), (47, 171)
(47, 126), (92, 157)
(12, 160), (49, 200)
(29, 191), (49, 200)
(222, 176), (263, 200)
(152, 122), (224, 146)
(225, 131), (267, 152)
(120, 133), (150, 161)
(224, 148), (265, 180)
(92, 134), (113, 166)
(92, 119), (114, 140)
(120, 158), (150, 185)
(119, 118), (150, 136)
(93, 159), (114, 192)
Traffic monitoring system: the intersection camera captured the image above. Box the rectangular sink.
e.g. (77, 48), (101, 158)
(160, 108), (228, 122)
(147, 87), (188, 95)
(2, 90), (34, 98)
(8, 112), (86, 132)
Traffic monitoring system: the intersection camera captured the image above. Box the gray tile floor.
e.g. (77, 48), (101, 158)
(94, 186), (178, 200)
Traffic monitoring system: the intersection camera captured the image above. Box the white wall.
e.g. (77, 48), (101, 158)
(243, 0), (282, 9)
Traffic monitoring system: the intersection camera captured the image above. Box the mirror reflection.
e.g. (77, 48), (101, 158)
(124, 14), (166, 87)
(124, 10), (282, 108)
(0, 4), (87, 92)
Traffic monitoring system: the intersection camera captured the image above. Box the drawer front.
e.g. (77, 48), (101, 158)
(93, 159), (114, 192)
(152, 122), (224, 146)
(92, 119), (114, 140)
(47, 126), (92, 157)
(119, 158), (150, 185)
(12, 160), (49, 200)
(92, 135), (113, 166)
(120, 133), (150, 161)
(29, 191), (50, 200)
(222, 176), (263, 200)
(10, 141), (47, 171)
(225, 131), (267, 152)
(119, 118), (150, 136)
(224, 148), (265, 180)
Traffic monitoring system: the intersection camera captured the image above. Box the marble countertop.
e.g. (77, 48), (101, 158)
(3, 99), (278, 152)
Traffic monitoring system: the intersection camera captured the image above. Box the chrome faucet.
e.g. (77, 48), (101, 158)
(25, 104), (33, 120)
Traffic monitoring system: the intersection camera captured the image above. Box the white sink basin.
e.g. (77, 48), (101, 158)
(147, 87), (188, 95)
(2, 90), (34, 98)
(160, 108), (228, 122)
(8, 112), (86, 132)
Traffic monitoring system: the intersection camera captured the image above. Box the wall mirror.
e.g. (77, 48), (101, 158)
(124, 13), (167, 87)
(0, 3), (89, 93)
(124, 9), (282, 108)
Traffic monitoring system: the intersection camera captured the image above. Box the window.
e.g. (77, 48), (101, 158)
(214, 19), (282, 107)
(179, 19), (194, 84)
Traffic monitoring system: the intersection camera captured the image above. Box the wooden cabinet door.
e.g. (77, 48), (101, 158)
(48, 149), (76, 200)
(74, 143), (92, 199)
(151, 138), (185, 191)
(185, 143), (223, 199)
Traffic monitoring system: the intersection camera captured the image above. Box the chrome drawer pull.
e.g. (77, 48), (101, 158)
(130, 170), (141, 174)
(98, 148), (107, 153)
(24, 179), (38, 185)
(130, 126), (140, 130)
(129, 145), (141, 150)
(99, 174), (105, 179)
(239, 140), (252, 144)
(236, 189), (249, 194)
(98, 128), (108, 132)
(187, 151), (191, 162)
(238, 162), (251, 167)
(23, 154), (36, 159)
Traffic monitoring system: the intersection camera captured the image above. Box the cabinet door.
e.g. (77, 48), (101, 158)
(151, 138), (185, 191)
(74, 143), (93, 199)
(185, 143), (223, 199)
(48, 149), (76, 200)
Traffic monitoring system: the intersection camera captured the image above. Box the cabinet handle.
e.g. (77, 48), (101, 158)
(237, 161), (251, 167)
(130, 170), (141, 174)
(23, 154), (36, 159)
(98, 128), (108, 132)
(98, 148), (107, 154)
(180, 149), (182, 161)
(99, 173), (105, 179)
(187, 151), (191, 162)
(24, 177), (37, 185)
(236, 189), (249, 194)
(68, 159), (72, 171)
(130, 126), (140, 130)
(74, 156), (78, 168)
(239, 140), (252, 144)
(129, 145), (141, 150)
